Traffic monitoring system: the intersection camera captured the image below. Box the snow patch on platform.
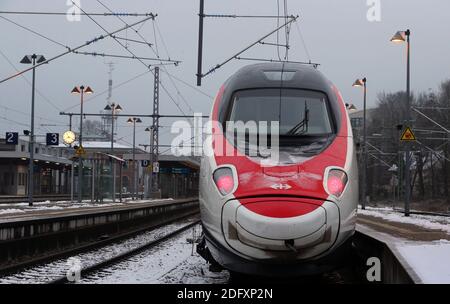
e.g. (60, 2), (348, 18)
(396, 240), (450, 284)
(359, 206), (450, 233)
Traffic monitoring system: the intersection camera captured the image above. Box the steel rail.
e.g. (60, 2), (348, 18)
(49, 219), (200, 284)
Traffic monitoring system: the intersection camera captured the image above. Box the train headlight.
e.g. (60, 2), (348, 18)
(213, 167), (235, 196)
(326, 169), (348, 197)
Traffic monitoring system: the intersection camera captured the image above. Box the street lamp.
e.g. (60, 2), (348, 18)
(127, 117), (142, 200)
(104, 103), (122, 202)
(353, 77), (368, 210)
(145, 126), (154, 198)
(21, 54), (46, 207)
(72, 85), (94, 204)
(391, 29), (412, 217)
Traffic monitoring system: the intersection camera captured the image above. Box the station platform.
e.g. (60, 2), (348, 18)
(0, 197), (200, 270)
(356, 206), (450, 283)
(0, 198), (195, 224)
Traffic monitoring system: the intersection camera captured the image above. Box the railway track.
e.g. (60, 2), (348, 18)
(50, 219), (201, 284)
(0, 216), (200, 284)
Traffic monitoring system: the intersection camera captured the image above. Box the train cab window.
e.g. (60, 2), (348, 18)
(228, 89), (333, 136)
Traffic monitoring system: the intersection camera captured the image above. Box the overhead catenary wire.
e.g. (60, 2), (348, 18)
(96, 0), (160, 57)
(0, 104), (66, 125)
(201, 15), (299, 79)
(111, 35), (153, 46)
(87, 1), (189, 116)
(100, 1), (200, 115)
(0, 15), (69, 49)
(159, 136), (197, 155)
(203, 14), (296, 19)
(73, 1), (187, 116)
(62, 70), (152, 112)
(235, 56), (319, 67)
(72, 50), (180, 64)
(259, 41), (289, 48)
(276, 0), (281, 61)
(158, 70), (214, 99)
(294, 21), (312, 64)
(0, 15), (156, 85)
(0, 11), (155, 17)
(0, 48), (63, 112)
(284, 0), (290, 60)
(154, 21), (195, 114)
(97, 0), (213, 106)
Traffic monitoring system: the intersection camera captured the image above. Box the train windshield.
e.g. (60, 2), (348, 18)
(227, 88), (333, 137)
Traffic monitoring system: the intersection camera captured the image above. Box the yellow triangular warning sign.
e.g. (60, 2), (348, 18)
(76, 145), (86, 156)
(400, 127), (416, 141)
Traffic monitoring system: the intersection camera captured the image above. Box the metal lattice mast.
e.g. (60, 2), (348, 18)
(151, 67), (160, 193)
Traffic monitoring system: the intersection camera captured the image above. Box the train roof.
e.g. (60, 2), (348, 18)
(224, 62), (332, 92)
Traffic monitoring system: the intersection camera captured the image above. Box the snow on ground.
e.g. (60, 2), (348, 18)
(358, 206), (450, 233)
(80, 227), (229, 284)
(0, 198), (175, 216)
(0, 217), (198, 284)
(0, 208), (26, 215)
(396, 240), (450, 284)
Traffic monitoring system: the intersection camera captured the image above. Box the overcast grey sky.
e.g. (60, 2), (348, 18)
(1, 0), (449, 149)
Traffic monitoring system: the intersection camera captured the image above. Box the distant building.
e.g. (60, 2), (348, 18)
(0, 138), (72, 196)
(349, 108), (376, 140)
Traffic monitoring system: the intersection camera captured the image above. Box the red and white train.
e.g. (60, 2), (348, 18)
(197, 63), (358, 276)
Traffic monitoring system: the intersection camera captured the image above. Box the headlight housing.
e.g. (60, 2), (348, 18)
(213, 167), (235, 196)
(326, 169), (348, 197)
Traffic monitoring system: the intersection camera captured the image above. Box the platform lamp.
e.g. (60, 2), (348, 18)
(391, 29), (412, 217)
(127, 117), (142, 200)
(353, 78), (367, 210)
(21, 54), (46, 207)
(72, 85), (94, 204)
(104, 103), (122, 202)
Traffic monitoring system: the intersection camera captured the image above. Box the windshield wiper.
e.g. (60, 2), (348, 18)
(286, 101), (309, 135)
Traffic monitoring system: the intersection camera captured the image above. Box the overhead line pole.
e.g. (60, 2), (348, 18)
(196, 0), (205, 86)
(151, 67), (160, 197)
(28, 55), (37, 207)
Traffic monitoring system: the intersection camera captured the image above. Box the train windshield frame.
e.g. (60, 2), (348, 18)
(225, 88), (335, 138)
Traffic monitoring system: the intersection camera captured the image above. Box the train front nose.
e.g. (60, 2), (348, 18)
(221, 198), (340, 259)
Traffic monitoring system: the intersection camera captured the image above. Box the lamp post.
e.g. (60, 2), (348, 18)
(104, 103), (122, 202)
(391, 29), (412, 217)
(20, 54), (46, 207)
(353, 77), (368, 210)
(71, 85), (94, 204)
(145, 126), (154, 198)
(127, 117), (142, 200)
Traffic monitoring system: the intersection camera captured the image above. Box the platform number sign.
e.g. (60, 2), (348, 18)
(46, 133), (59, 146)
(141, 160), (150, 167)
(5, 132), (18, 145)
